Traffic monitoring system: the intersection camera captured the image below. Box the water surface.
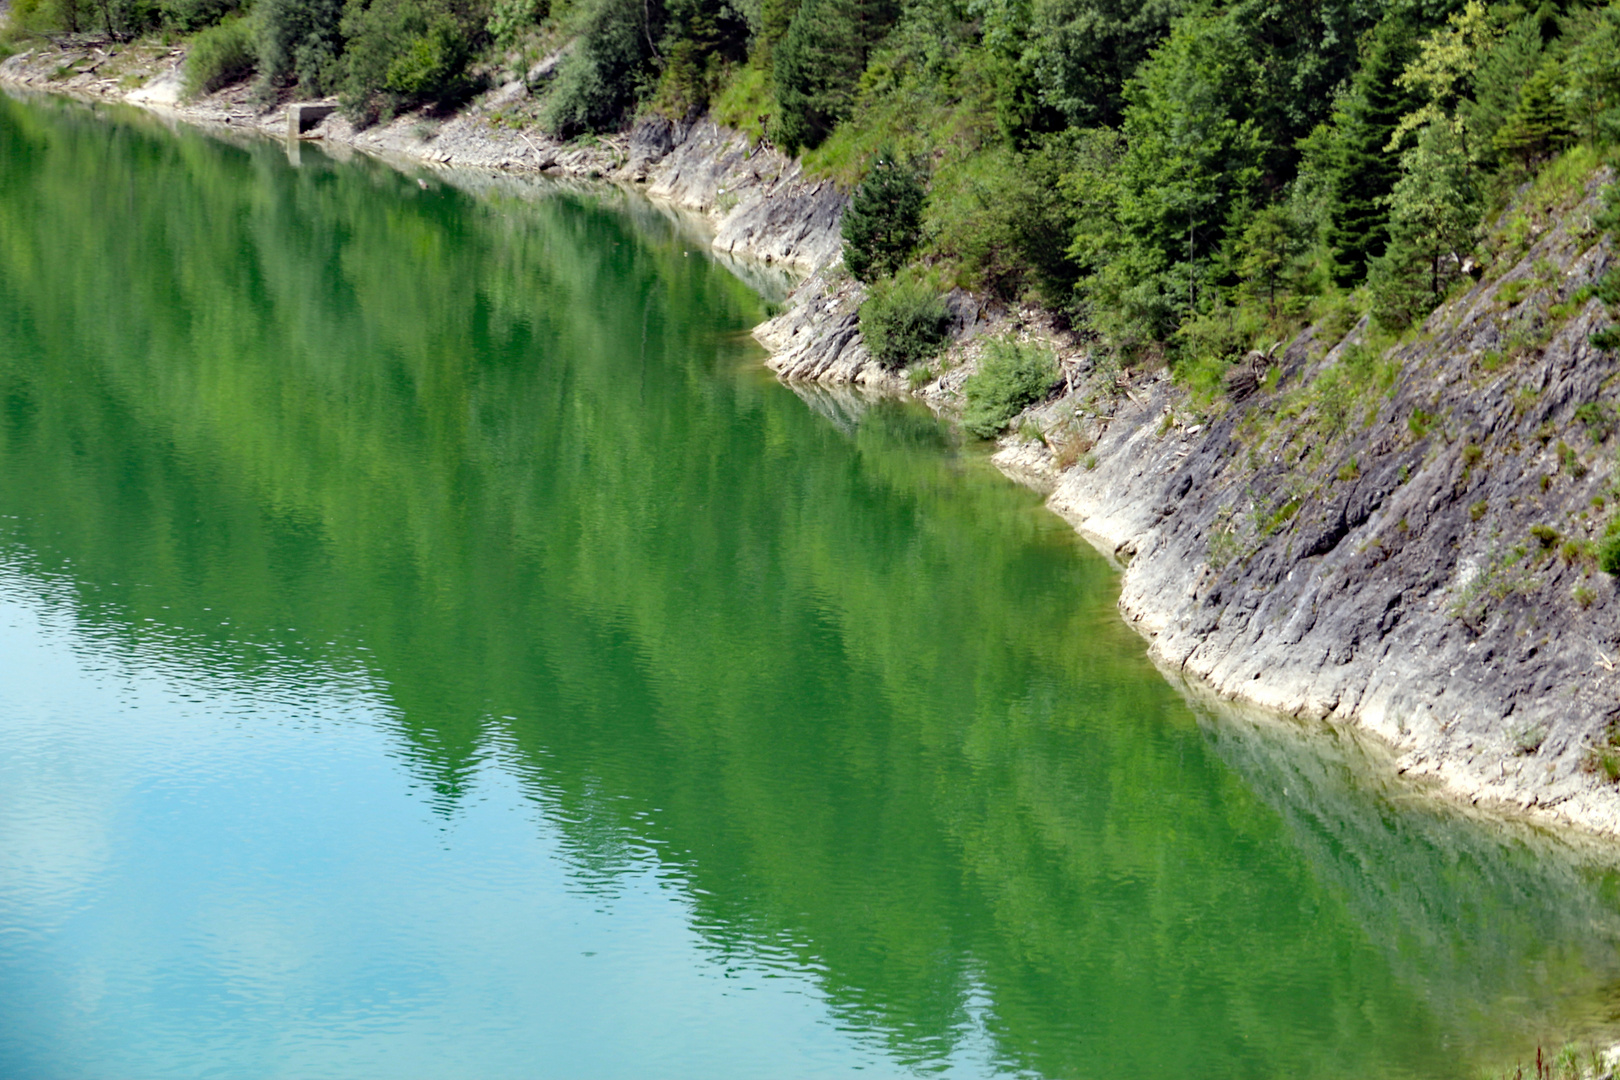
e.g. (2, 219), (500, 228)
(3, 92), (1620, 1079)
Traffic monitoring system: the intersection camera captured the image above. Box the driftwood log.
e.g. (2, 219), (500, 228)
(1224, 344), (1280, 403)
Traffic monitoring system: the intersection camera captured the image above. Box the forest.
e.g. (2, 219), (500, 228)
(5, 0), (1620, 426)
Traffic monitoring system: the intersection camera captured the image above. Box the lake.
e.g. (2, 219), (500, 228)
(2, 90), (1620, 1079)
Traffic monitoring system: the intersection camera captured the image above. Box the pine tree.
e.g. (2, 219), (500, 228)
(1463, 15), (1545, 166)
(1024, 0), (1186, 129)
(755, 0), (800, 66)
(1493, 61), (1574, 167)
(841, 150), (926, 283)
(1237, 203), (1303, 321)
(769, 0), (895, 153)
(1325, 16), (1419, 287)
(1561, 6), (1620, 145)
(1370, 119), (1479, 327)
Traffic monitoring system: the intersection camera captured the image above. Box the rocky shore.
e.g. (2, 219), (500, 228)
(985, 178), (1620, 836)
(6, 37), (1620, 839)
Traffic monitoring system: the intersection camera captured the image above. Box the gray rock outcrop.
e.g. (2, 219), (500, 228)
(996, 170), (1620, 833)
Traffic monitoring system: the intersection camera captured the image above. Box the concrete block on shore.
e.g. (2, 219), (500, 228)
(287, 104), (337, 139)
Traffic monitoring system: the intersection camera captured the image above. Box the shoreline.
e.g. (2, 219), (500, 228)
(5, 42), (1620, 845)
(0, 40), (847, 275)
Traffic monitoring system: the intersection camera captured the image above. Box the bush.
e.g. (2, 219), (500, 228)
(257, 0), (346, 94)
(841, 149), (926, 283)
(858, 276), (951, 370)
(1592, 325), (1620, 352)
(341, 0), (483, 118)
(961, 336), (1058, 439)
(487, 0), (545, 47)
(1601, 519), (1620, 575)
(162, 0), (239, 32)
(8, 0), (155, 36)
(1577, 401), (1618, 443)
(1367, 245), (1437, 330)
(930, 131), (1100, 306)
(540, 0), (653, 136)
(184, 14), (258, 98)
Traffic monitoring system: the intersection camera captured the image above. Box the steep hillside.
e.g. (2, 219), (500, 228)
(983, 163), (1620, 831)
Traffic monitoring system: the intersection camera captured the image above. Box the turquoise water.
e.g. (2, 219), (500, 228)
(2, 91), (1620, 1079)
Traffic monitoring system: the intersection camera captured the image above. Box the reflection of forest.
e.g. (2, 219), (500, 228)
(3, 92), (1620, 1079)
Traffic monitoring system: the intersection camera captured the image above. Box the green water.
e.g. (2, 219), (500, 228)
(2, 91), (1620, 1079)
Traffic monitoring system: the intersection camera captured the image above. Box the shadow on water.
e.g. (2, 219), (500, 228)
(2, 90), (1620, 1078)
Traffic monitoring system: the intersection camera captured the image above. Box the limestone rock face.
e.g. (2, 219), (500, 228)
(1005, 170), (1620, 833)
(633, 117), (847, 272)
(753, 271), (907, 389)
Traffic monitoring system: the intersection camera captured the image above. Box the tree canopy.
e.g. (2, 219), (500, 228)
(10, 0), (1620, 365)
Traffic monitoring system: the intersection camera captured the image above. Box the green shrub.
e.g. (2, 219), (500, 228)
(1601, 520), (1620, 575)
(1576, 401), (1617, 442)
(487, 0), (545, 47)
(1174, 301), (1267, 371)
(1594, 271), (1620, 308)
(961, 337), (1058, 439)
(184, 13), (258, 98)
(1495, 278), (1529, 306)
(540, 0), (653, 135)
(341, 0), (482, 118)
(1368, 248), (1438, 330)
(927, 132), (1095, 306)
(257, 0), (346, 94)
(858, 276), (951, 371)
(841, 149), (926, 283)
(1308, 341), (1393, 439)
(162, 0), (238, 32)
(1558, 440), (1588, 477)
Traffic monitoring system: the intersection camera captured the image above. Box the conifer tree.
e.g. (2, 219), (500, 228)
(1325, 16), (1419, 286)
(769, 0), (895, 153)
(1493, 61), (1574, 167)
(841, 150), (926, 283)
(1371, 119), (1479, 327)
(1463, 15), (1546, 166)
(1237, 203), (1304, 321)
(1024, 0), (1185, 129)
(1561, 6), (1620, 145)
